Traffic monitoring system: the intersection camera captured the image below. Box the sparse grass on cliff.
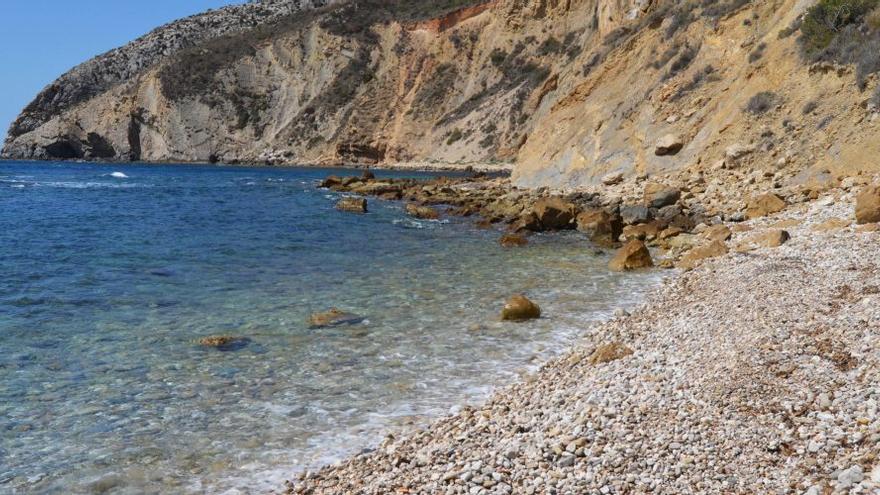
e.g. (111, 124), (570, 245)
(800, 0), (880, 88)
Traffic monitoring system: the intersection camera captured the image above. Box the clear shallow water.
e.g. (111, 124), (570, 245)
(0, 162), (661, 494)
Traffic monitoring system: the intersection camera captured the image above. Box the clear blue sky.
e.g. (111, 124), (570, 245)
(0, 0), (243, 144)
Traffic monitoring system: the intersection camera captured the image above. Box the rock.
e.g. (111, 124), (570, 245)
(654, 134), (684, 156)
(747, 229), (790, 248)
(511, 212), (543, 233)
(622, 222), (662, 242)
(589, 342), (634, 365)
(837, 465), (864, 488)
(405, 203), (440, 220)
(361, 169), (376, 180)
(856, 223), (880, 233)
(501, 295), (541, 321)
(812, 218), (850, 232)
(676, 240), (728, 270)
(532, 197), (578, 230)
(725, 143), (756, 161)
(320, 175), (344, 188)
(197, 336), (250, 351)
(703, 224), (732, 242)
(499, 233), (529, 247)
(644, 183), (681, 208)
(601, 171), (624, 185)
(745, 193), (786, 219)
(619, 205), (652, 225)
(855, 184), (880, 224)
(609, 240), (654, 271)
(658, 226), (683, 240)
(576, 209), (623, 247)
(308, 309), (365, 329)
(336, 197), (368, 213)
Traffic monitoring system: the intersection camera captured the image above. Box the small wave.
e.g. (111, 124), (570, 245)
(110, 172), (129, 179)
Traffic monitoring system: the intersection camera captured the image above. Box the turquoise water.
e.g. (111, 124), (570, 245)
(0, 162), (660, 494)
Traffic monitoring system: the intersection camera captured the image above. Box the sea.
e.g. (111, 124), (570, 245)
(0, 161), (661, 494)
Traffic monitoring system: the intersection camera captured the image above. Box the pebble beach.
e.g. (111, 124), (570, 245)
(286, 187), (880, 494)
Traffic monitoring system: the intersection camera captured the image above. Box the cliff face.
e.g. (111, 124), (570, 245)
(4, 0), (880, 190)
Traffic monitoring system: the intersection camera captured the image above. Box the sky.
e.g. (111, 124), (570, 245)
(0, 0), (243, 144)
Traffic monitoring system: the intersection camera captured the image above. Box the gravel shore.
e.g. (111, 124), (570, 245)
(285, 187), (880, 494)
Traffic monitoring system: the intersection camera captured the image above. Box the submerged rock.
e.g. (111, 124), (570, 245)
(308, 308), (364, 329)
(336, 197), (368, 214)
(501, 295), (541, 321)
(499, 233), (529, 247)
(405, 203), (440, 220)
(197, 336), (250, 351)
(609, 240), (653, 271)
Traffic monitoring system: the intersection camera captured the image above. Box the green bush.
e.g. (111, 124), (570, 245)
(800, 0), (880, 53)
(446, 128), (463, 145)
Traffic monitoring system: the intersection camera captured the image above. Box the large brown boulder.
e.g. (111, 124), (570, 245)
(576, 209), (623, 247)
(855, 184), (880, 224)
(336, 197), (368, 213)
(405, 203), (440, 220)
(745, 193), (786, 219)
(532, 197), (578, 230)
(676, 240), (728, 270)
(644, 183), (681, 208)
(609, 240), (654, 271)
(501, 295), (542, 321)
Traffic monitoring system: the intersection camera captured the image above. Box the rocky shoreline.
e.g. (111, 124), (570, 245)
(280, 172), (880, 493)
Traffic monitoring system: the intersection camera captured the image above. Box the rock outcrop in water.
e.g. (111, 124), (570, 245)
(5, 0), (880, 190)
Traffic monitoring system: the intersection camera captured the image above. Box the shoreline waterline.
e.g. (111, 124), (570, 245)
(0, 161), (659, 494)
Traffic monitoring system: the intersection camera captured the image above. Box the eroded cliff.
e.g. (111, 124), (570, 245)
(3, 0), (880, 190)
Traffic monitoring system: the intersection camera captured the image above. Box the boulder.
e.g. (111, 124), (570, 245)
(655, 134), (684, 156)
(589, 342), (634, 365)
(619, 205), (652, 225)
(361, 169), (376, 180)
(308, 309), (364, 329)
(676, 240), (728, 270)
(336, 197), (368, 213)
(320, 175), (344, 188)
(501, 295), (541, 321)
(532, 197), (578, 230)
(576, 209), (623, 247)
(622, 221), (662, 242)
(745, 193), (786, 219)
(405, 203), (440, 220)
(855, 184), (880, 224)
(644, 183), (681, 208)
(703, 224), (732, 242)
(499, 233), (529, 247)
(601, 171), (624, 185)
(609, 240), (654, 271)
(511, 212), (543, 233)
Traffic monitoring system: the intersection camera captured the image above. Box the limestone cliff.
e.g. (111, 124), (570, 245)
(3, 0), (880, 190)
